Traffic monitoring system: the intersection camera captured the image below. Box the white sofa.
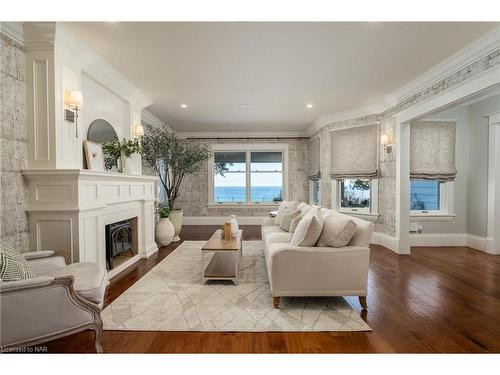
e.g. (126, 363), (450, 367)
(261, 204), (374, 309)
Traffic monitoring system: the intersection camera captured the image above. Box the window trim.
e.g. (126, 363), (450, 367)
(331, 178), (379, 219)
(410, 180), (454, 218)
(309, 179), (321, 205)
(208, 143), (289, 206)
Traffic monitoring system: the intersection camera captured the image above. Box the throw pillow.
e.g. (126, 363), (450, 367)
(274, 199), (298, 225)
(316, 215), (358, 248)
(280, 209), (301, 232)
(289, 213), (304, 233)
(289, 215), (323, 247)
(0, 247), (36, 282)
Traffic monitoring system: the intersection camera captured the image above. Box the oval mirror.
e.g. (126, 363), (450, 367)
(87, 119), (118, 143)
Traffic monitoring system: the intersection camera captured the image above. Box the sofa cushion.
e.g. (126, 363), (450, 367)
(43, 262), (108, 305)
(289, 215), (323, 247)
(0, 247), (35, 282)
(280, 209), (301, 232)
(289, 213), (304, 234)
(274, 200), (298, 225)
(317, 215), (358, 248)
(319, 210), (374, 247)
(265, 232), (291, 245)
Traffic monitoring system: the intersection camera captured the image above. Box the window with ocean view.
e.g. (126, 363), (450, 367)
(212, 148), (285, 205)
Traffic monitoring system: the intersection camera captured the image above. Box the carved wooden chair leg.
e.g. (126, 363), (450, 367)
(359, 296), (368, 310)
(273, 296), (280, 309)
(93, 324), (103, 353)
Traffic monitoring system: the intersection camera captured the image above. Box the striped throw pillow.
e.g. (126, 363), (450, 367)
(0, 247), (35, 281)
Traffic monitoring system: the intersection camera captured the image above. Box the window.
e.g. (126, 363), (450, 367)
(310, 180), (320, 205)
(332, 178), (378, 217)
(340, 179), (372, 213)
(214, 152), (246, 203)
(210, 145), (287, 205)
(410, 180), (440, 212)
(250, 152), (283, 203)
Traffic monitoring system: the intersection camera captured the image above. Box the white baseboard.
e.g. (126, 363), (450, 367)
(183, 216), (266, 225)
(370, 232), (399, 254)
(409, 232), (488, 251)
(466, 234), (487, 252)
(485, 237), (499, 254)
(410, 232), (466, 247)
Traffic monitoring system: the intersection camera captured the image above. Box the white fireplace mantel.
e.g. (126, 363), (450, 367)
(23, 169), (158, 278)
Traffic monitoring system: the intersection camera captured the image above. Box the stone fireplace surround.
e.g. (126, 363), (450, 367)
(23, 169), (158, 278)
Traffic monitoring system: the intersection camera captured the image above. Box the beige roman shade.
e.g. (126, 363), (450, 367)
(410, 121), (457, 181)
(308, 136), (321, 180)
(330, 124), (378, 179)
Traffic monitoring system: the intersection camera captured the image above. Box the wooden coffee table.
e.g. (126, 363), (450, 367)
(201, 229), (242, 285)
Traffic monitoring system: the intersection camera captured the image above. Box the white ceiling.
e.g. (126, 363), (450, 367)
(63, 22), (498, 133)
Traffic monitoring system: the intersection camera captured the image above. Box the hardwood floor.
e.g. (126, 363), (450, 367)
(42, 225), (500, 353)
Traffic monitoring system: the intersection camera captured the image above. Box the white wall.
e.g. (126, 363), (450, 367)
(467, 94), (500, 237)
(82, 73), (130, 140)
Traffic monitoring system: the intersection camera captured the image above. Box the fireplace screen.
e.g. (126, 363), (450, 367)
(105, 219), (134, 270)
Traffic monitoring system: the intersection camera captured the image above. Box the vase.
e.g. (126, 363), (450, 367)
(156, 217), (175, 246)
(169, 209), (183, 242)
(229, 215), (239, 237)
(121, 153), (132, 174)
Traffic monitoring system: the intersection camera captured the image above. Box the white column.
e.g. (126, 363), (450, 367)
(486, 112), (500, 254)
(395, 118), (411, 254)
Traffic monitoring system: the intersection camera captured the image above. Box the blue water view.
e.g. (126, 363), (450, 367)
(215, 186), (282, 203)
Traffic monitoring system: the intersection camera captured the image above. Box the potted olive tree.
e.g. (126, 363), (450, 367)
(141, 124), (213, 241)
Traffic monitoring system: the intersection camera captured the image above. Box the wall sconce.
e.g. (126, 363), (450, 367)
(65, 90), (83, 138)
(134, 124), (145, 138)
(381, 133), (393, 154)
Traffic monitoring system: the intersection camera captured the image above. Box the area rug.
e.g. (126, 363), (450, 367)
(102, 241), (371, 332)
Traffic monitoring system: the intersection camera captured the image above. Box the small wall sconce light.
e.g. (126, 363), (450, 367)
(381, 133), (393, 154)
(134, 124), (145, 138)
(65, 90), (83, 138)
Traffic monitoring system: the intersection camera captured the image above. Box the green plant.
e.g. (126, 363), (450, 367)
(141, 124), (214, 211)
(155, 202), (170, 219)
(102, 140), (121, 171)
(120, 138), (141, 157)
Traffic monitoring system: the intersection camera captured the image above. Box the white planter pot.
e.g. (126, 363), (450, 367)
(169, 209), (183, 242)
(156, 217), (175, 246)
(121, 153), (133, 174)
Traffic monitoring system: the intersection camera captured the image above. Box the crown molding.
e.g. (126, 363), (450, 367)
(141, 109), (174, 130)
(54, 23), (152, 109)
(305, 102), (385, 136)
(176, 131), (307, 139)
(386, 26), (500, 107)
(0, 22), (23, 45)
(305, 25), (500, 137)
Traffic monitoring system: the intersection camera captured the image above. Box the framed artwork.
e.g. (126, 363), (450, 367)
(83, 140), (105, 171)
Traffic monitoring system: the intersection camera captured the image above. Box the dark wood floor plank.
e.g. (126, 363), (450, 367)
(39, 225), (500, 353)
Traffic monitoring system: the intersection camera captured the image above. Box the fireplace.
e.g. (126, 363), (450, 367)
(105, 217), (138, 270)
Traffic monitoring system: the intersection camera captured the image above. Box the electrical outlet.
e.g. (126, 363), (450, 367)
(409, 222), (419, 233)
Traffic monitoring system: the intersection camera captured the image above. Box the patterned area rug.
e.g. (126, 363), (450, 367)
(102, 241), (371, 332)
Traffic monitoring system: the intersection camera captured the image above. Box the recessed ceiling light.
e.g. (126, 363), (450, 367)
(180, 104), (188, 108)
(241, 104), (253, 109)
(306, 103), (313, 109)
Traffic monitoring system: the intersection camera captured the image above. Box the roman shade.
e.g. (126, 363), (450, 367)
(308, 136), (321, 180)
(410, 121), (457, 181)
(330, 124), (378, 179)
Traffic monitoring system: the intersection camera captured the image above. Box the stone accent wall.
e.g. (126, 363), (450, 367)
(0, 33), (29, 252)
(175, 138), (309, 217)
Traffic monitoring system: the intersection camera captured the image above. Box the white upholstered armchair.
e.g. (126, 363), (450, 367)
(0, 251), (108, 353)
